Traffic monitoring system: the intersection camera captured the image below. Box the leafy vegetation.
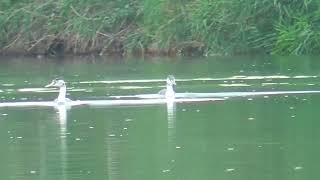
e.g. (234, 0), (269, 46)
(1, 0), (320, 56)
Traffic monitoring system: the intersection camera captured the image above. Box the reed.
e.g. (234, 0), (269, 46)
(0, 0), (320, 56)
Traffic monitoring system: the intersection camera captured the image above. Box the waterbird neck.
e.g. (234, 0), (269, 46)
(166, 84), (175, 98)
(57, 85), (67, 103)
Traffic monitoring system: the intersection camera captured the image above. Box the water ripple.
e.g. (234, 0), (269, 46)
(77, 75), (318, 84)
(2, 83), (15, 87)
(18, 88), (87, 93)
(119, 86), (153, 90)
(219, 84), (251, 87)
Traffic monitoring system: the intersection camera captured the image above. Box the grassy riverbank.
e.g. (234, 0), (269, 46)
(1, 0), (320, 57)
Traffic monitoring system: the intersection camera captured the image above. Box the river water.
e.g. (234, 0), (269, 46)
(0, 56), (319, 180)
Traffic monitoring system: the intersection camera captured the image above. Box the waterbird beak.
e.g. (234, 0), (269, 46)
(45, 81), (55, 88)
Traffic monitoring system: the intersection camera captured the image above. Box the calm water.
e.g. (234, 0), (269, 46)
(0, 56), (320, 180)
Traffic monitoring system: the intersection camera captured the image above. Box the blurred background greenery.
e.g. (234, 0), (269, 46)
(1, 0), (320, 56)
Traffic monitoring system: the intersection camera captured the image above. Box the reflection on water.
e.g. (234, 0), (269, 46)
(56, 105), (68, 127)
(48, 102), (179, 180)
(166, 101), (177, 173)
(1, 56), (320, 180)
(54, 106), (67, 180)
(167, 101), (176, 145)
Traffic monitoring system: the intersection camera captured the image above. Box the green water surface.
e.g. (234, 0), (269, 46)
(0, 56), (319, 180)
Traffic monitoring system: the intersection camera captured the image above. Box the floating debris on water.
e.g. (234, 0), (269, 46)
(294, 166), (303, 170)
(89, 126), (94, 129)
(289, 107), (294, 110)
(248, 98), (253, 101)
(109, 134), (116, 137)
(182, 109), (186, 112)
(125, 118), (133, 122)
(263, 96), (269, 98)
(75, 138), (81, 141)
(30, 170), (36, 174)
(248, 117), (255, 121)
(196, 109), (200, 112)
(2, 113), (8, 116)
(176, 146), (181, 149)
(291, 115), (296, 118)
(2, 84), (14, 87)
(17, 136), (23, 139)
(225, 168), (235, 172)
(162, 169), (170, 173)
(227, 147), (235, 151)
(123, 127), (128, 130)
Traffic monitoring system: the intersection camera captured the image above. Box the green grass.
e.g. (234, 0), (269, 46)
(1, 0), (320, 56)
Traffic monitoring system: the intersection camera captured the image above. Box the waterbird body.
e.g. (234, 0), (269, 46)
(158, 75), (176, 98)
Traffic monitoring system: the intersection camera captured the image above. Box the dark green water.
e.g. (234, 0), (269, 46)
(0, 56), (320, 180)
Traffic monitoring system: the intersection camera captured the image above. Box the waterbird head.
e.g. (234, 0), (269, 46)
(45, 79), (69, 104)
(166, 75), (176, 87)
(45, 79), (66, 88)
